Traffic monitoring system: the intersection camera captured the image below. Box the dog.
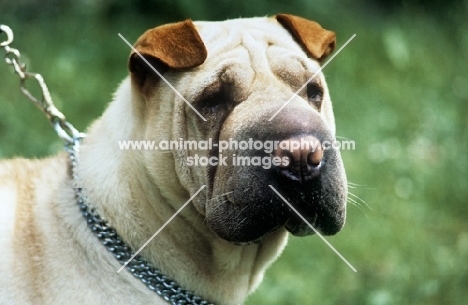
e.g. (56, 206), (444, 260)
(0, 14), (347, 304)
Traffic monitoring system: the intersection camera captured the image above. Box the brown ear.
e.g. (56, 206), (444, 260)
(129, 19), (207, 85)
(276, 14), (336, 63)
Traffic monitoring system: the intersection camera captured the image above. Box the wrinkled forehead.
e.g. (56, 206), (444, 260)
(192, 18), (321, 82)
(195, 18), (319, 66)
(194, 18), (291, 49)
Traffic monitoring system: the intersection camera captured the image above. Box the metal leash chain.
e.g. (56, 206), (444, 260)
(1, 25), (213, 305)
(0, 24), (84, 145)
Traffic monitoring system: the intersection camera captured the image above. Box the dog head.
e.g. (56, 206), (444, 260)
(129, 14), (347, 244)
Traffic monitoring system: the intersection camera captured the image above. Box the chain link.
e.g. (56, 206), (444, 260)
(0, 24), (85, 145)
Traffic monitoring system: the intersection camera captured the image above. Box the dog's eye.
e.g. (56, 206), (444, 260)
(307, 83), (323, 109)
(200, 89), (229, 111)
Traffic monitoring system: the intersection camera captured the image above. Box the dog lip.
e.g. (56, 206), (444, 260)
(233, 237), (263, 246)
(207, 194), (289, 243)
(284, 213), (318, 236)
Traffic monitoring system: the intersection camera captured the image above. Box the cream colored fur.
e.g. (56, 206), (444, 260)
(0, 16), (337, 304)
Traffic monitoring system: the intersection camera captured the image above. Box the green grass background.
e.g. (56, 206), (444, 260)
(1, 1), (467, 304)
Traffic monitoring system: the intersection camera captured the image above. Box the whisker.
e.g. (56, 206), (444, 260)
(220, 191), (234, 197)
(348, 182), (373, 190)
(335, 135), (354, 141)
(348, 191), (372, 210)
(347, 197), (368, 217)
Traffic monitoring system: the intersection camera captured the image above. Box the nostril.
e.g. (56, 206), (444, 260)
(307, 144), (323, 167)
(272, 135), (323, 180)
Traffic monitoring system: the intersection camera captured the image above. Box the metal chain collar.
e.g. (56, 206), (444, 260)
(1, 24), (214, 305)
(68, 143), (213, 305)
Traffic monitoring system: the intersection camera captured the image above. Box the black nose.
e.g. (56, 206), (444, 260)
(273, 136), (323, 182)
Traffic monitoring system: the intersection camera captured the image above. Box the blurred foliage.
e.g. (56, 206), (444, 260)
(1, 0), (468, 304)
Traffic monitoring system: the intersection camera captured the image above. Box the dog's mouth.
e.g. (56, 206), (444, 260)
(201, 133), (347, 244)
(200, 142), (347, 243)
(232, 215), (318, 245)
(205, 173), (346, 244)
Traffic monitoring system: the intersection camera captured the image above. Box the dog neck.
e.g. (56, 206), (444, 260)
(75, 78), (288, 304)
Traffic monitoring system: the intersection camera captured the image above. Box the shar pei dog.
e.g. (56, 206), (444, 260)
(0, 14), (347, 305)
